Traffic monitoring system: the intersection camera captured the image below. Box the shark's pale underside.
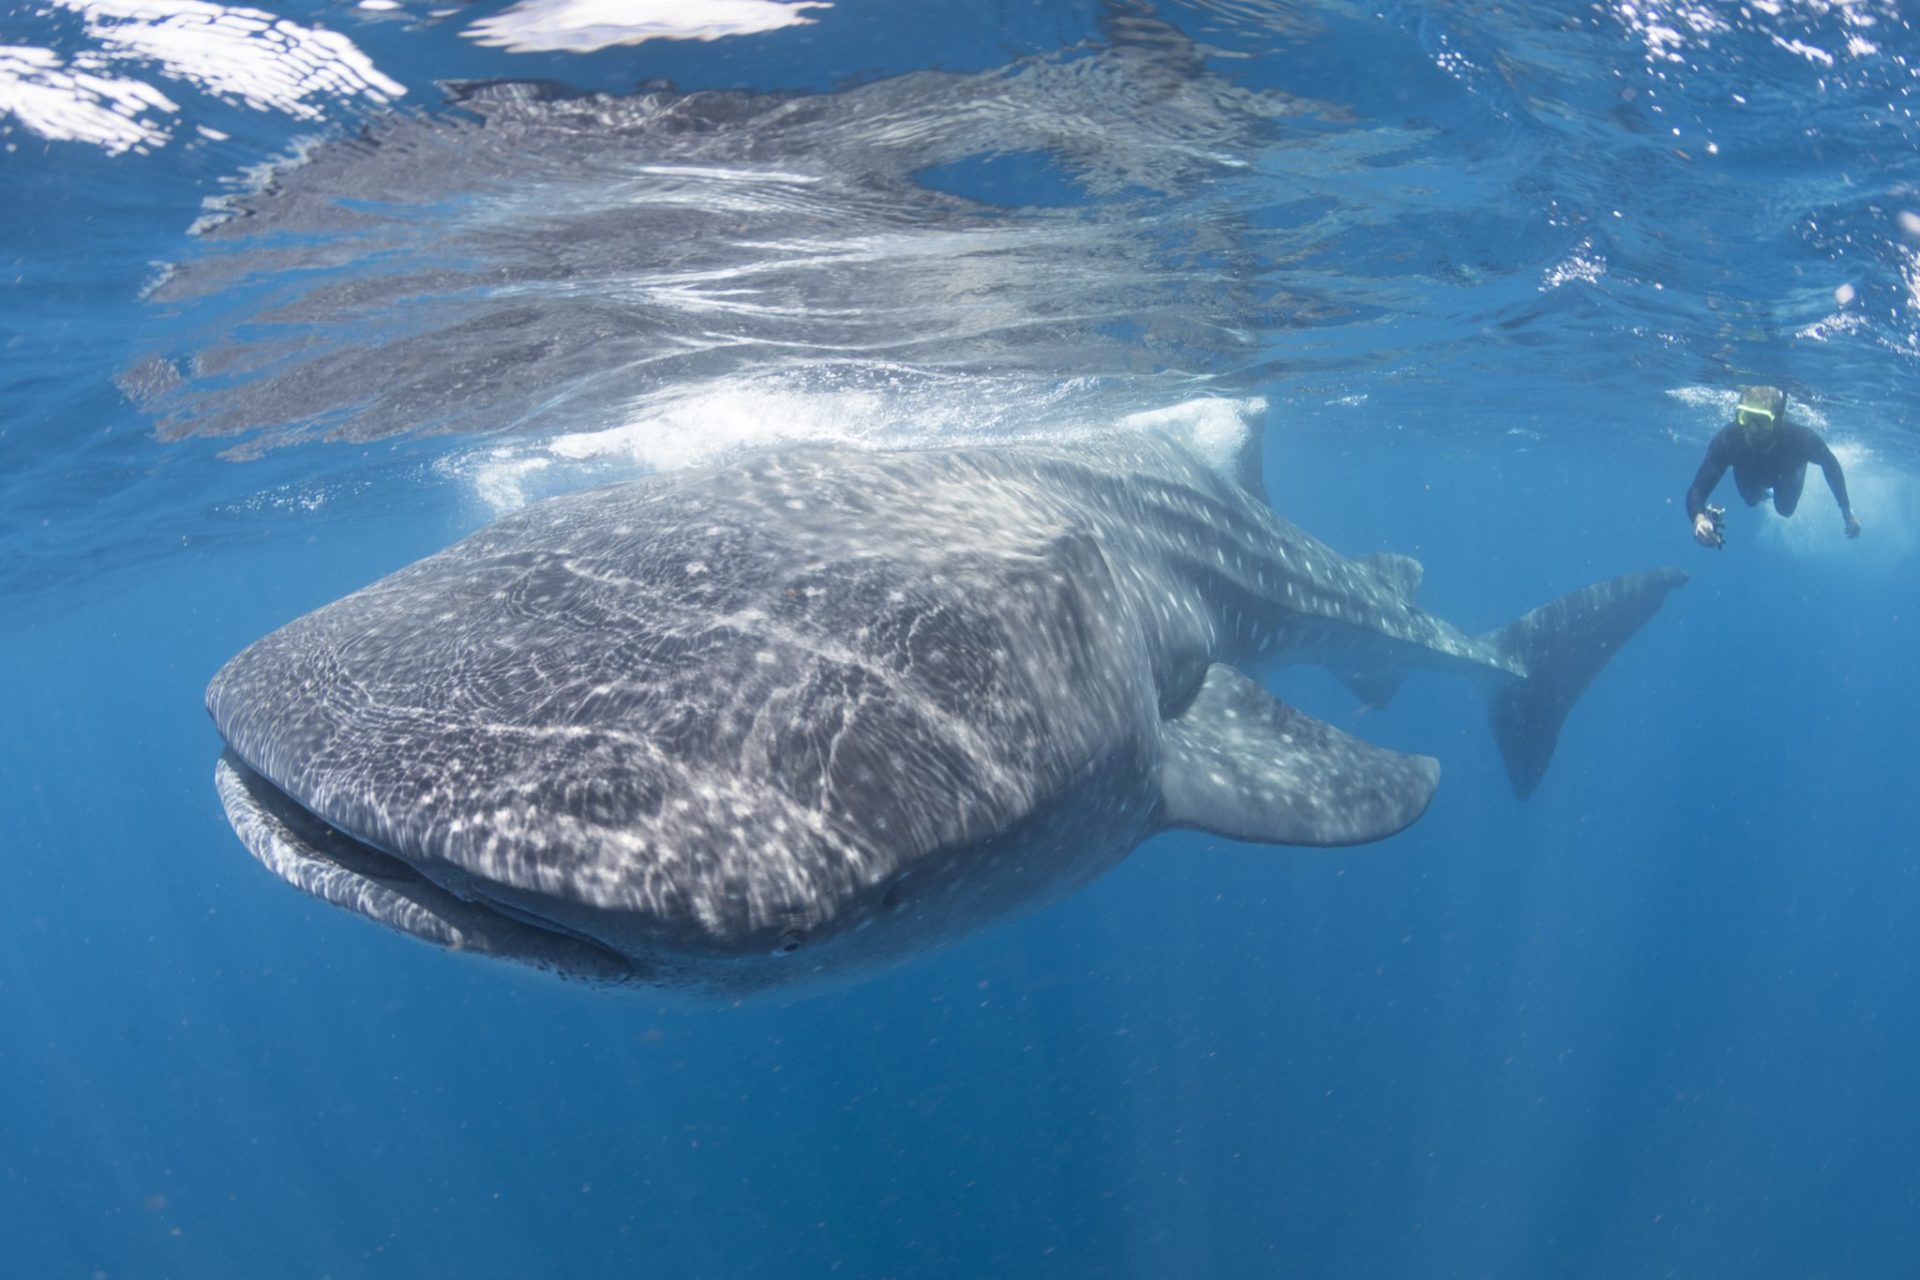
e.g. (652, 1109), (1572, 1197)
(208, 424), (1685, 994)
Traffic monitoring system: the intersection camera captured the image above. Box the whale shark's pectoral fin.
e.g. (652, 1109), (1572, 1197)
(1155, 665), (1440, 847)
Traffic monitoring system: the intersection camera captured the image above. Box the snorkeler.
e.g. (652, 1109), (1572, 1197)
(1686, 385), (1861, 549)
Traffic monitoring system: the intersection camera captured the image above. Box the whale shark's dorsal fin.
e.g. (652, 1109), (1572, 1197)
(1123, 397), (1269, 502)
(1155, 665), (1439, 847)
(1228, 419), (1269, 505)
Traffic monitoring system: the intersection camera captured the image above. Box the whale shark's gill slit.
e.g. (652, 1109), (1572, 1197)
(467, 889), (621, 953)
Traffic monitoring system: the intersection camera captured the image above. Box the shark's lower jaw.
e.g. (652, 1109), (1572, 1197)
(214, 744), (1156, 998)
(214, 751), (643, 986)
(214, 751), (893, 997)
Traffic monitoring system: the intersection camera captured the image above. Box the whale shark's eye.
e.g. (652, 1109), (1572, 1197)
(775, 931), (803, 955)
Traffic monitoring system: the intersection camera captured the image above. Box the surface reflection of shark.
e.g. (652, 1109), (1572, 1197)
(134, 9), (1314, 456)
(209, 417), (1685, 995)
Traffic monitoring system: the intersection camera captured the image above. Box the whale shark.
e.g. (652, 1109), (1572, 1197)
(208, 422), (1686, 993)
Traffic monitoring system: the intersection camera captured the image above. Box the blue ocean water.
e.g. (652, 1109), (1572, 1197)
(3, 1), (1918, 1275)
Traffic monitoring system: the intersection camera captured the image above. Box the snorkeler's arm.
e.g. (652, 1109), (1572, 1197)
(1685, 429), (1735, 520)
(1804, 429), (1853, 519)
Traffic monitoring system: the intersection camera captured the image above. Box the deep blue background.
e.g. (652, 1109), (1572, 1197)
(4, 1), (1919, 1276)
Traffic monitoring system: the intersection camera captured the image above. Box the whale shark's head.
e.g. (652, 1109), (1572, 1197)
(207, 457), (1158, 994)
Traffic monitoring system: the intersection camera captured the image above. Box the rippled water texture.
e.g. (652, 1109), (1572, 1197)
(136, 15), (1303, 455)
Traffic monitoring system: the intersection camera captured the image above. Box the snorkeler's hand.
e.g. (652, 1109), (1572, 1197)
(1845, 512), (1862, 539)
(1693, 508), (1724, 549)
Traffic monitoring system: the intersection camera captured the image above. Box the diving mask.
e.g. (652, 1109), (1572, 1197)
(1735, 386), (1785, 445)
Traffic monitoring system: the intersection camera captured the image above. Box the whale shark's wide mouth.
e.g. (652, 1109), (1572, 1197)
(214, 751), (642, 985)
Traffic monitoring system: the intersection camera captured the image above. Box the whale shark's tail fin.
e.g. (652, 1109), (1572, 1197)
(1481, 568), (1688, 799)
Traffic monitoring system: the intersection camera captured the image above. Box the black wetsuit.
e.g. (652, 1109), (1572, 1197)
(1686, 421), (1853, 521)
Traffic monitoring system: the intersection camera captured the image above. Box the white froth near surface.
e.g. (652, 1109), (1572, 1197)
(465, 0), (831, 53)
(451, 393), (1266, 515)
(448, 386), (895, 513)
(550, 387), (896, 469)
(1112, 398), (1264, 480)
